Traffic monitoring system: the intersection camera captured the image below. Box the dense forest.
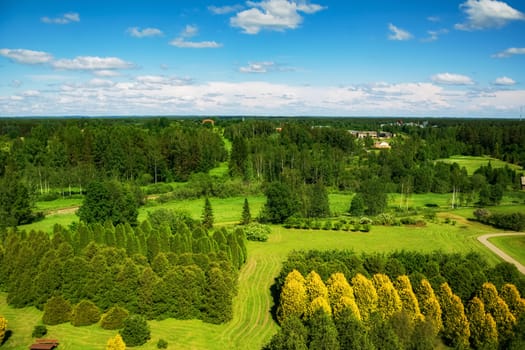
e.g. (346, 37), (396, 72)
(267, 250), (525, 350)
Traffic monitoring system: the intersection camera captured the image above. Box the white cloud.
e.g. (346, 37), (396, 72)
(52, 56), (134, 70)
(388, 23), (413, 41)
(208, 5), (244, 14)
(431, 73), (475, 85)
(22, 90), (40, 97)
(427, 16), (441, 22)
(493, 76), (516, 85)
(492, 47), (525, 58)
(455, 0), (525, 30)
(240, 61), (276, 73)
(93, 70), (121, 77)
(88, 79), (115, 87)
(422, 29), (449, 42)
(230, 0), (325, 34)
(41, 12), (80, 24)
(127, 27), (163, 38)
(169, 25), (222, 48)
(0, 48), (53, 64)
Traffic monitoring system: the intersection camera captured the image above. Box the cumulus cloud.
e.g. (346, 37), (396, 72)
(52, 56), (134, 70)
(388, 23), (413, 41)
(230, 0), (325, 34)
(41, 12), (80, 24)
(432, 73), (475, 85)
(492, 47), (525, 58)
(239, 61), (294, 73)
(208, 5), (244, 14)
(422, 29), (449, 42)
(493, 76), (516, 85)
(0, 48), (53, 64)
(455, 0), (525, 30)
(127, 27), (163, 38)
(169, 25), (222, 48)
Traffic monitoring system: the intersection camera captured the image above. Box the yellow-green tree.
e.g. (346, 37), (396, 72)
(326, 272), (359, 319)
(351, 273), (378, 321)
(0, 316), (7, 345)
(416, 278), (442, 337)
(466, 297), (498, 350)
(309, 296), (332, 317)
(394, 275), (422, 322)
(106, 333), (126, 350)
(479, 282), (516, 342)
(438, 282), (470, 349)
(304, 271), (329, 318)
(277, 270), (307, 323)
(372, 273), (402, 320)
(500, 283), (525, 320)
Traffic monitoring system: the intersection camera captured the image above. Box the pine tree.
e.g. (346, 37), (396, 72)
(372, 273), (402, 320)
(71, 299), (101, 326)
(466, 297), (498, 350)
(202, 197), (214, 229)
(437, 282), (470, 349)
(415, 279), (442, 337)
(101, 306), (129, 330)
(278, 270), (307, 323)
(106, 334), (126, 350)
(241, 198), (251, 225)
(307, 309), (340, 350)
(351, 273), (378, 321)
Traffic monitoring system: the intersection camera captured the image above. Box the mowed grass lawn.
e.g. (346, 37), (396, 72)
(4, 218), (504, 350)
(488, 235), (525, 266)
(437, 155), (522, 175)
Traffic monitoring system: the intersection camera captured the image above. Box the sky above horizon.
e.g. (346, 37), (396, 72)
(1, 0), (524, 117)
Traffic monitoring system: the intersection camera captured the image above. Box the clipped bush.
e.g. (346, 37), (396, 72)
(32, 325), (47, 338)
(244, 223), (271, 242)
(43, 295), (72, 325)
(101, 306), (129, 330)
(120, 315), (151, 347)
(157, 338), (168, 349)
(71, 300), (101, 327)
(322, 221), (332, 230)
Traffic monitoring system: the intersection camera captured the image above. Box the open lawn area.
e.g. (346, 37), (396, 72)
(488, 235), (525, 266)
(437, 155), (522, 175)
(3, 218), (505, 350)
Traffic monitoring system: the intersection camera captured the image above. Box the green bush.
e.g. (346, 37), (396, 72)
(244, 223), (271, 242)
(42, 295), (72, 325)
(322, 221), (332, 230)
(100, 306), (129, 330)
(32, 325), (47, 338)
(157, 338), (168, 349)
(120, 315), (151, 347)
(71, 300), (101, 327)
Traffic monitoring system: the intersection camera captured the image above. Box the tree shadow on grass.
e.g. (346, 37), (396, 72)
(269, 278), (280, 323)
(1, 330), (13, 346)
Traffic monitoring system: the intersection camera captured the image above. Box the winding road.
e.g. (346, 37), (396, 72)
(477, 233), (525, 275)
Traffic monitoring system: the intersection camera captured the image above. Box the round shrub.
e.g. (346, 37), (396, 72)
(120, 315), (151, 347)
(244, 223), (271, 242)
(101, 306), (129, 330)
(157, 338), (168, 349)
(43, 295), (72, 325)
(32, 325), (47, 338)
(71, 300), (101, 327)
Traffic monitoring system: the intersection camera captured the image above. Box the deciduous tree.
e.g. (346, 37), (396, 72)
(415, 279), (442, 337)
(437, 282), (470, 349)
(466, 297), (498, 350)
(106, 334), (126, 350)
(278, 270), (307, 323)
(351, 273), (378, 321)
(0, 315), (7, 345)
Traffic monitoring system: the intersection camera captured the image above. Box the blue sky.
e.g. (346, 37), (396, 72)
(1, 0), (524, 117)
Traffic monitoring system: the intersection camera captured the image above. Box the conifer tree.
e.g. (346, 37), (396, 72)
(202, 197), (214, 229)
(101, 306), (129, 330)
(416, 279), (443, 337)
(500, 283), (525, 320)
(326, 273), (360, 320)
(71, 299), (101, 326)
(437, 282), (470, 349)
(278, 270), (307, 323)
(241, 198), (251, 225)
(351, 273), (378, 321)
(394, 275), (422, 322)
(309, 296), (332, 317)
(106, 334), (126, 350)
(0, 316), (6, 345)
(305, 271), (329, 318)
(265, 316), (308, 350)
(479, 282), (516, 343)
(43, 295), (72, 325)
(307, 308), (340, 350)
(334, 308), (373, 350)
(372, 273), (402, 320)
(466, 297), (498, 350)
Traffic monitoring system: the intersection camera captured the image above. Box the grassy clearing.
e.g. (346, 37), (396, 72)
(35, 197), (83, 212)
(488, 235), (525, 266)
(437, 155), (522, 175)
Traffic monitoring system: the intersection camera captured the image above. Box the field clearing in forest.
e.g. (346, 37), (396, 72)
(437, 155), (522, 175)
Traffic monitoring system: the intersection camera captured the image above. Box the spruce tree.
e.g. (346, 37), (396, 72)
(415, 279), (442, 337)
(466, 297), (498, 350)
(278, 270), (307, 323)
(500, 283), (525, 320)
(437, 282), (471, 349)
(351, 273), (378, 321)
(202, 197), (214, 229)
(305, 271), (329, 318)
(241, 198), (251, 225)
(307, 309), (340, 350)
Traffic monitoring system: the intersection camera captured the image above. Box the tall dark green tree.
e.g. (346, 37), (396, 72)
(119, 314), (150, 347)
(262, 182), (299, 223)
(202, 197), (214, 229)
(241, 198), (251, 225)
(307, 183), (330, 218)
(307, 309), (340, 350)
(0, 167), (33, 228)
(358, 177), (388, 216)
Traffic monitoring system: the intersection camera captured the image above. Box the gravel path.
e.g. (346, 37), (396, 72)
(477, 233), (525, 275)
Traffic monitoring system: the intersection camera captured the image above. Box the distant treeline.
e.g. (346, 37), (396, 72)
(0, 209), (247, 324)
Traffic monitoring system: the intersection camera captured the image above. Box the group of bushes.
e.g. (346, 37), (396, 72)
(474, 209), (525, 232)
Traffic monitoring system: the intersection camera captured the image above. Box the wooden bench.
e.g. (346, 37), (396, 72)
(29, 339), (59, 350)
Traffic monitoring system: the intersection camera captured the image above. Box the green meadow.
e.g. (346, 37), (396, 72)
(437, 155), (523, 175)
(488, 235), (525, 266)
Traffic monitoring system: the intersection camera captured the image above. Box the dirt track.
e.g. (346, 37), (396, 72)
(477, 233), (525, 275)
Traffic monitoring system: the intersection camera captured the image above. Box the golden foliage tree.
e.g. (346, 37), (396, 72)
(466, 297), (498, 350)
(500, 283), (525, 320)
(438, 282), (471, 349)
(305, 271), (329, 318)
(479, 282), (516, 342)
(0, 316), (7, 345)
(416, 278), (443, 337)
(372, 273), (402, 320)
(394, 275), (422, 322)
(106, 334), (126, 350)
(277, 269), (307, 323)
(351, 273), (378, 321)
(326, 272), (360, 319)
(309, 296), (332, 317)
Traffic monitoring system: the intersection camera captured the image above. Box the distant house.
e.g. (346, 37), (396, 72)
(350, 130), (378, 139)
(521, 176), (525, 190)
(373, 141), (391, 149)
